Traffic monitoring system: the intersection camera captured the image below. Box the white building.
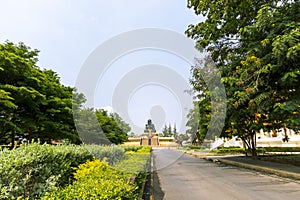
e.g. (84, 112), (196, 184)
(210, 128), (300, 149)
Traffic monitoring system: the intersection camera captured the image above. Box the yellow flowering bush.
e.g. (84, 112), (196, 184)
(42, 160), (139, 200)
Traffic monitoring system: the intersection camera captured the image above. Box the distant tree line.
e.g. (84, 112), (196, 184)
(162, 124), (177, 137)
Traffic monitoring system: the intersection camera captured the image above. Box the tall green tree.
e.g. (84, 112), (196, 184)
(227, 1), (299, 154)
(186, 102), (203, 145)
(187, 56), (226, 146)
(187, 0), (300, 156)
(173, 124), (178, 139)
(168, 124), (172, 137)
(162, 125), (168, 137)
(0, 42), (82, 145)
(186, 0), (276, 63)
(95, 109), (129, 144)
(73, 107), (110, 145)
(110, 112), (131, 135)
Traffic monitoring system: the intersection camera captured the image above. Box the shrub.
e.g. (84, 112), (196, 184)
(0, 143), (94, 199)
(42, 160), (139, 200)
(43, 147), (151, 200)
(113, 152), (150, 174)
(0, 143), (126, 199)
(136, 146), (152, 153)
(215, 147), (246, 154)
(114, 147), (151, 194)
(84, 145), (125, 165)
(123, 146), (143, 152)
(262, 147), (300, 152)
(213, 147), (266, 154)
(189, 145), (203, 150)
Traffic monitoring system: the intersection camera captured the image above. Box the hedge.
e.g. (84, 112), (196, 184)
(260, 147), (300, 152)
(42, 146), (152, 200)
(42, 160), (139, 200)
(0, 143), (125, 199)
(85, 145), (125, 165)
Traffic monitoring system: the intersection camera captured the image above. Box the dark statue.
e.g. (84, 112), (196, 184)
(144, 119), (156, 133)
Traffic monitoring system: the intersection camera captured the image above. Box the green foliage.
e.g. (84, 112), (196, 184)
(186, 0), (276, 61)
(136, 146), (152, 153)
(113, 147), (151, 195)
(162, 125), (168, 137)
(0, 40), (131, 146)
(177, 133), (190, 141)
(114, 151), (150, 174)
(73, 108), (111, 145)
(43, 149), (151, 200)
(187, 0), (300, 157)
(259, 155), (300, 166)
(85, 145), (125, 165)
(261, 147), (300, 152)
(123, 146), (143, 152)
(73, 108), (131, 145)
(173, 124), (178, 139)
(95, 109), (129, 145)
(42, 160), (139, 200)
(0, 142), (94, 199)
(0, 41), (83, 145)
(168, 124), (172, 137)
(187, 56), (226, 146)
(111, 112), (131, 134)
(122, 145), (151, 153)
(189, 145), (204, 150)
(214, 147), (246, 154)
(211, 147), (266, 154)
(162, 124), (177, 137)
(0, 143), (127, 199)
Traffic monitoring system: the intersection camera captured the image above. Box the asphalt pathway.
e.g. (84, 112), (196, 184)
(153, 149), (300, 200)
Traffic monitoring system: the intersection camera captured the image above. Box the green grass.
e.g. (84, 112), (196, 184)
(183, 146), (300, 154)
(259, 155), (300, 166)
(259, 147), (300, 152)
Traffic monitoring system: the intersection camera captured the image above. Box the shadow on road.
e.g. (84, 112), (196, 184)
(143, 152), (165, 200)
(152, 170), (165, 200)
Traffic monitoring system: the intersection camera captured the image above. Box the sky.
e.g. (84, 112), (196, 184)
(0, 0), (204, 134)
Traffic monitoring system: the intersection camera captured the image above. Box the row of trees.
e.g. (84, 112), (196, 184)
(161, 124), (189, 143)
(186, 0), (299, 156)
(162, 124), (178, 138)
(0, 42), (130, 146)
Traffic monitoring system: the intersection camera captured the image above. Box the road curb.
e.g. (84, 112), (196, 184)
(217, 158), (300, 181)
(184, 151), (300, 181)
(183, 151), (214, 158)
(150, 152), (154, 200)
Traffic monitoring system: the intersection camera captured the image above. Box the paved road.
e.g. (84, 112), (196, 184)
(153, 149), (300, 200)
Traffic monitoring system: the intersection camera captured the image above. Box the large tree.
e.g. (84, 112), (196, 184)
(227, 1), (300, 154)
(186, 0), (300, 156)
(0, 42), (81, 145)
(186, 0), (276, 63)
(73, 107), (111, 145)
(187, 57), (226, 146)
(95, 109), (129, 145)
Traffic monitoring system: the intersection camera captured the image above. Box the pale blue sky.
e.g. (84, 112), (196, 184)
(0, 0), (204, 134)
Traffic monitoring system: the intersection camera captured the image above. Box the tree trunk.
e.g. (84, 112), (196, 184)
(242, 132), (257, 158)
(243, 141), (249, 157)
(11, 132), (15, 149)
(250, 132), (257, 158)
